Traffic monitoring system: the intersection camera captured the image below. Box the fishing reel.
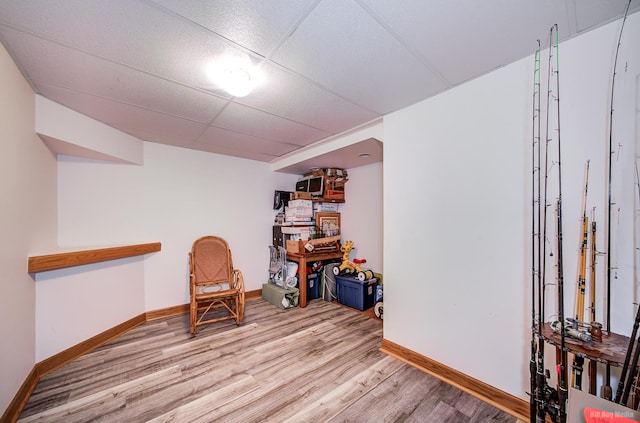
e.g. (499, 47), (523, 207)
(550, 320), (592, 342)
(566, 317), (603, 341)
(537, 369), (559, 421)
(544, 387), (559, 420)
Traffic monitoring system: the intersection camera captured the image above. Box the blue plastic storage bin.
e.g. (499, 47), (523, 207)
(296, 272), (321, 300)
(336, 276), (377, 311)
(306, 272), (320, 300)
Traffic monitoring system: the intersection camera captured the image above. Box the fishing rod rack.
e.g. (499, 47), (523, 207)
(530, 4), (638, 420)
(536, 324), (630, 390)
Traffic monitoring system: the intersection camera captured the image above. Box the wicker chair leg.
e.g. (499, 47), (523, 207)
(189, 300), (197, 334)
(235, 297), (241, 325)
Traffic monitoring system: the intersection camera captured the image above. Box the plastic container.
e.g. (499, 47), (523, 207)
(336, 276), (377, 311)
(296, 272), (320, 300)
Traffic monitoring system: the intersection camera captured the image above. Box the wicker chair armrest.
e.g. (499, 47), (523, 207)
(232, 269), (245, 292)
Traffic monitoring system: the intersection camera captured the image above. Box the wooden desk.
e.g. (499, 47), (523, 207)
(286, 250), (342, 308)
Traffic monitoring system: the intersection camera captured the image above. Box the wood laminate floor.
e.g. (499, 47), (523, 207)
(19, 298), (518, 422)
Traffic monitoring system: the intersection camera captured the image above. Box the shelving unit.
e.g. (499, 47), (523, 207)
(270, 169), (349, 307)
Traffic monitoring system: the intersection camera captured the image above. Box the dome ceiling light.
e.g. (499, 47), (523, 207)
(206, 54), (263, 98)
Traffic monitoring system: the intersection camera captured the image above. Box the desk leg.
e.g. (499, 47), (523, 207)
(298, 258), (307, 308)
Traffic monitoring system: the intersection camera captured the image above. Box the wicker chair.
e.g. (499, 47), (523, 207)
(189, 236), (245, 334)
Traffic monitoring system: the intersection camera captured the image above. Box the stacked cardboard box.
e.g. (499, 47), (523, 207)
(313, 202), (340, 213)
(303, 168), (349, 201)
(293, 191), (311, 200)
(284, 199), (313, 223)
(281, 225), (316, 241)
(325, 168), (348, 200)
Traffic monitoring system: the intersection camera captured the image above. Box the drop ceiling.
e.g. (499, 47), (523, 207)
(0, 0), (638, 174)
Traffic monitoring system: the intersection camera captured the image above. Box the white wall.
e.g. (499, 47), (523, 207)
(38, 142), (298, 359)
(383, 13), (640, 400)
(0, 43), (57, 411)
(339, 162), (384, 274)
(384, 58), (529, 397)
(35, 257), (146, 361)
(39, 138), (381, 360)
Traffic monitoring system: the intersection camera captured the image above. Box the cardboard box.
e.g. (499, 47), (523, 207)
(304, 168), (326, 178)
(324, 189), (345, 200)
(285, 199), (313, 223)
(297, 168), (348, 201)
(304, 168), (349, 183)
(324, 179), (345, 201)
(325, 168), (348, 180)
(286, 235), (341, 254)
(294, 191), (311, 200)
(313, 202), (340, 213)
(325, 178), (345, 190)
(288, 199), (313, 208)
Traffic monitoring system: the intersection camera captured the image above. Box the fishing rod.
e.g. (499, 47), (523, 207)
(604, 0), (632, 399)
(615, 304), (640, 404)
(617, 165), (640, 404)
(621, 316), (640, 405)
(551, 23), (568, 423)
(571, 161), (590, 390)
(589, 207), (597, 324)
(532, 23), (562, 422)
(530, 39), (550, 423)
(588, 208), (598, 395)
(535, 25), (559, 422)
(530, 38), (541, 423)
(574, 161), (590, 326)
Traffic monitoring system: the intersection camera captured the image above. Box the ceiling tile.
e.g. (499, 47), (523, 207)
(196, 125), (300, 157)
(237, 61), (380, 134)
(0, 0), (254, 90)
(213, 102), (332, 146)
(190, 143), (285, 163)
(271, 0), (448, 114)
(190, 144), (284, 164)
(574, 0), (640, 32)
(36, 84), (209, 146)
(361, 0), (570, 87)
(149, 0), (318, 56)
(0, 26), (229, 124)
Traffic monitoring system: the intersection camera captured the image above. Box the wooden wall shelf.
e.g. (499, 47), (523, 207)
(28, 242), (161, 273)
(539, 322), (627, 366)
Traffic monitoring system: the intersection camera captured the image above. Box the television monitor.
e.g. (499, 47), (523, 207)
(295, 175), (324, 197)
(295, 179), (309, 192)
(273, 190), (293, 210)
(307, 175), (323, 197)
